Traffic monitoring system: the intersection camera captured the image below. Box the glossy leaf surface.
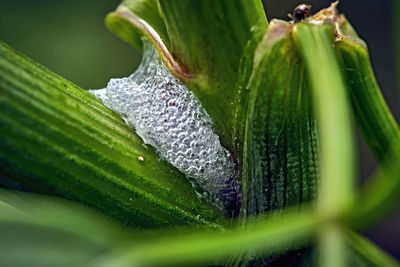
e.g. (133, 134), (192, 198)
(0, 41), (221, 228)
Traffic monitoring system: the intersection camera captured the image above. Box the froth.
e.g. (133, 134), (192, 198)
(90, 41), (237, 209)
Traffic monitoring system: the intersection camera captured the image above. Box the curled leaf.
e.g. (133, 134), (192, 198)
(106, 0), (268, 162)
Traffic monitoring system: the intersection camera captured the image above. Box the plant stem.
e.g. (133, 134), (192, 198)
(319, 223), (347, 267)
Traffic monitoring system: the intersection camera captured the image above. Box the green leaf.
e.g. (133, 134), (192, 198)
(318, 223), (347, 267)
(242, 19), (319, 216)
(345, 229), (400, 267)
(334, 30), (400, 164)
(346, 159), (400, 228)
(0, 40), (221, 228)
(100, 206), (319, 267)
(106, 0), (268, 161)
(0, 190), (130, 267)
(105, 0), (169, 51)
(0, 190), (320, 267)
(332, 13), (400, 229)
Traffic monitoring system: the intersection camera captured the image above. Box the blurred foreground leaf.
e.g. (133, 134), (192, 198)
(0, 190), (321, 267)
(347, 157), (400, 228)
(293, 18), (356, 267)
(0, 40), (221, 228)
(0, 191), (130, 267)
(345, 229), (400, 267)
(100, 207), (319, 267)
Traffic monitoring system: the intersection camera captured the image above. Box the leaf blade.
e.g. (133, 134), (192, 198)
(335, 36), (400, 164)
(0, 40), (221, 228)
(243, 19), (319, 216)
(345, 229), (400, 267)
(0, 191), (128, 267)
(333, 14), (400, 229)
(101, 207), (319, 267)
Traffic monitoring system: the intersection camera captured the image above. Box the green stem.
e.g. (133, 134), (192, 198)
(319, 223), (347, 267)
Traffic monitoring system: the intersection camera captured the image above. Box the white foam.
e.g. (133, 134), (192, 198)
(90, 41), (236, 208)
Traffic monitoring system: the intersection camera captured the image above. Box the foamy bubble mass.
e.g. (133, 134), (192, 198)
(90, 41), (238, 211)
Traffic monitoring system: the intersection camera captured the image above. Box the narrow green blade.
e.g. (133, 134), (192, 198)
(0, 191), (129, 267)
(335, 35), (400, 164)
(101, 207), (319, 267)
(333, 12), (400, 229)
(347, 159), (400, 228)
(0, 190), (319, 267)
(346, 229), (400, 267)
(293, 15), (357, 267)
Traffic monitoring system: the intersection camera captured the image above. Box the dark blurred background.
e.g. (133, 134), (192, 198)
(0, 0), (398, 259)
(0, 0), (142, 89)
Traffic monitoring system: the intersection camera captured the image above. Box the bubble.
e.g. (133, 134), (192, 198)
(90, 41), (237, 209)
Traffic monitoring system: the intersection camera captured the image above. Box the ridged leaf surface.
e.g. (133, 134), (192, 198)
(243, 20), (319, 216)
(0, 41), (221, 228)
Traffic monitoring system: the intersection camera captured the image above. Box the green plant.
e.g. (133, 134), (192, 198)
(0, 1), (399, 266)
